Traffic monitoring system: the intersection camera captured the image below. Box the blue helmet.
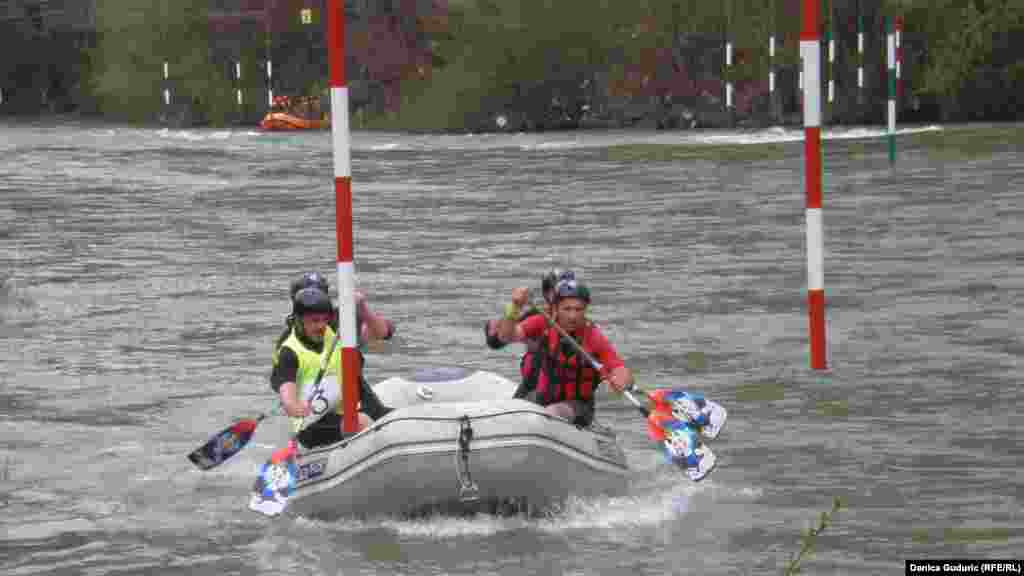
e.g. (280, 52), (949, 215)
(292, 286), (334, 317)
(542, 269), (575, 303)
(553, 277), (590, 305)
(290, 271), (329, 299)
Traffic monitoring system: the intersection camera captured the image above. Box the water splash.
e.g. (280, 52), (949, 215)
(286, 479), (763, 540)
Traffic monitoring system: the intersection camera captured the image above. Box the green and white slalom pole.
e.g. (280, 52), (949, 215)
(162, 61), (171, 108)
(234, 61), (243, 116)
(896, 16), (904, 106)
(857, 14), (864, 109)
(725, 36), (734, 127)
(769, 32), (776, 121)
(266, 59), (273, 109)
(887, 15), (897, 164)
(825, 23), (834, 111)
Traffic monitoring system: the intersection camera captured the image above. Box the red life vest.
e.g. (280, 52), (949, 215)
(533, 324), (600, 404)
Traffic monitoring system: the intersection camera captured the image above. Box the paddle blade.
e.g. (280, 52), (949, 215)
(647, 409), (673, 442)
(248, 440), (299, 517)
(649, 414), (717, 482)
(648, 389), (727, 440)
(187, 418), (261, 470)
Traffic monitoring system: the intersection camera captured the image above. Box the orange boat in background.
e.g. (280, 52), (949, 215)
(259, 95), (329, 131)
(259, 112), (329, 131)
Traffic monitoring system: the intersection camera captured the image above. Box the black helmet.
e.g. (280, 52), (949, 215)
(542, 269), (574, 302)
(290, 271), (329, 299)
(292, 286), (334, 317)
(553, 277), (590, 304)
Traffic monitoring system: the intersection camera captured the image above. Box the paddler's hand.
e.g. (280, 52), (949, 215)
(354, 289), (369, 315)
(605, 366), (633, 394)
(511, 287), (530, 309)
(283, 399), (311, 418)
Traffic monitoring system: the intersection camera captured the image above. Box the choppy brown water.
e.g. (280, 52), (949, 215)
(1, 120), (1021, 575)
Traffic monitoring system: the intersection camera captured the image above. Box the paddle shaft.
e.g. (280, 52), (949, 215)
(189, 328), (340, 471)
(528, 301), (719, 482)
(249, 327), (343, 515)
(288, 330), (341, 426)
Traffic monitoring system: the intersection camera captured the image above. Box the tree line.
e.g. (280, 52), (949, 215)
(1, 0), (1020, 127)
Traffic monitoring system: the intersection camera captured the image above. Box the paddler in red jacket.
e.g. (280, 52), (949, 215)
(496, 276), (634, 426)
(484, 269), (572, 398)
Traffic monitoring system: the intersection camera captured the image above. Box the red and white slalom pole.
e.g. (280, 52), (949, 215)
(801, 0), (827, 370)
(327, 0), (359, 433)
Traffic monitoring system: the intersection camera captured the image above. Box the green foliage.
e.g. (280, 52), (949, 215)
(79, 0), (1022, 126)
(783, 497), (844, 575)
(894, 0), (1024, 100)
(89, 0), (234, 123)
(381, 0), (779, 130)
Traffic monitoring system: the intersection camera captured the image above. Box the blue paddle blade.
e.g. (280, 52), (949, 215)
(655, 418), (717, 482)
(188, 418), (260, 470)
(248, 442), (299, 517)
(648, 389), (727, 440)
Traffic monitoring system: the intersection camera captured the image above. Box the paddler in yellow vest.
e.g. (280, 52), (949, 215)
(272, 271), (395, 363)
(270, 286), (376, 448)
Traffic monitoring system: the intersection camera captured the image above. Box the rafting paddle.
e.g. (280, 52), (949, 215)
(187, 327), (340, 471)
(532, 303), (720, 481)
(248, 332), (341, 516)
(187, 407), (279, 471)
(530, 300), (726, 437)
(644, 387), (727, 441)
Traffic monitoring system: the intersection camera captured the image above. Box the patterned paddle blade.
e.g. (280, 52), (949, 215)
(647, 389), (727, 440)
(647, 411), (717, 482)
(187, 418), (261, 470)
(248, 440), (299, 517)
(647, 409), (674, 442)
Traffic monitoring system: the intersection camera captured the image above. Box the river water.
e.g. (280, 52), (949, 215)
(1, 119), (1021, 575)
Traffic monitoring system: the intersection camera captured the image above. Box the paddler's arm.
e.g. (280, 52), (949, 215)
(496, 287), (531, 342)
(270, 347), (310, 418)
(589, 327), (634, 393)
(355, 290), (394, 342)
(605, 366), (634, 393)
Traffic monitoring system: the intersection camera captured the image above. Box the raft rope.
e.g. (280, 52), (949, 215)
(455, 415), (480, 502)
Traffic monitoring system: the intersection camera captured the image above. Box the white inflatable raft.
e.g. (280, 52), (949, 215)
(253, 366), (630, 520)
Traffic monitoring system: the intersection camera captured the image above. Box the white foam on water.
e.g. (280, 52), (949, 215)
(154, 128), (252, 142)
(341, 124), (946, 153)
(520, 140), (583, 151)
(288, 479), (764, 539)
(8, 488), (63, 504)
(376, 514), (531, 538)
(826, 123), (943, 142)
(9, 538), (107, 564)
(2, 517), (97, 540)
(93, 442), (145, 457)
(682, 124), (943, 147)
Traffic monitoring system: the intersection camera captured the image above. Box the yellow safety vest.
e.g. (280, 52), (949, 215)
(279, 326), (342, 433)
